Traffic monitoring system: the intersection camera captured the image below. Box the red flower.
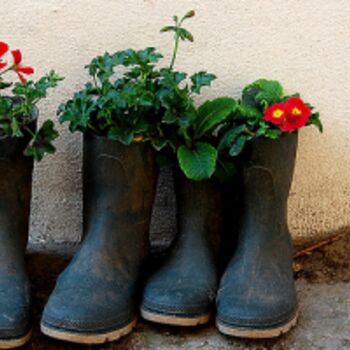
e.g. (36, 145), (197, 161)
(11, 49), (34, 85)
(0, 41), (9, 69)
(280, 97), (311, 132)
(264, 102), (288, 125)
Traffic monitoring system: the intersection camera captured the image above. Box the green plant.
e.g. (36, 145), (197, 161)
(58, 11), (237, 181)
(0, 41), (63, 161)
(218, 79), (322, 158)
(148, 12), (236, 181)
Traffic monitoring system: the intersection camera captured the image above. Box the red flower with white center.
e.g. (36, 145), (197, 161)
(264, 102), (288, 125)
(280, 97), (311, 132)
(11, 49), (34, 85)
(0, 42), (9, 69)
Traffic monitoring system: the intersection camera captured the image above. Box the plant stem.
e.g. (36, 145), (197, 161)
(0, 66), (13, 76)
(23, 125), (35, 138)
(88, 122), (99, 134)
(245, 128), (256, 137)
(169, 33), (180, 70)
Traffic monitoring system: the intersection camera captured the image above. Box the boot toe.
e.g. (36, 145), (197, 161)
(216, 292), (297, 331)
(41, 285), (135, 334)
(0, 280), (31, 340)
(142, 280), (215, 317)
(0, 308), (30, 340)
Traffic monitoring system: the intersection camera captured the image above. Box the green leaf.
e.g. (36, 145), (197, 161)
(0, 81), (12, 90)
(218, 124), (246, 150)
(137, 47), (163, 64)
(11, 118), (23, 137)
(24, 120), (59, 161)
(151, 138), (169, 151)
(308, 112), (323, 132)
(177, 28), (194, 42)
(162, 110), (178, 124)
(195, 97), (237, 138)
(0, 98), (11, 115)
(265, 128), (282, 139)
(177, 143), (218, 181)
(107, 127), (134, 145)
(160, 25), (177, 33)
(243, 79), (284, 108)
(229, 135), (247, 156)
(236, 103), (262, 119)
(190, 71), (217, 94)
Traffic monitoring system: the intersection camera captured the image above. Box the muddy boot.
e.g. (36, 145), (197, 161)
(141, 170), (223, 326)
(216, 133), (298, 338)
(41, 133), (157, 345)
(0, 124), (36, 348)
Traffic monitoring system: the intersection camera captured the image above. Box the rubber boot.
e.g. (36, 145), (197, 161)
(141, 170), (223, 326)
(0, 121), (36, 348)
(41, 133), (157, 345)
(216, 133), (298, 338)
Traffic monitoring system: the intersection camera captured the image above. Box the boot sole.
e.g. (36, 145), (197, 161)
(141, 308), (210, 326)
(40, 318), (137, 345)
(0, 330), (32, 349)
(216, 313), (298, 339)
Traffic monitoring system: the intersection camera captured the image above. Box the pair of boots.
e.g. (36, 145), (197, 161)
(0, 131), (297, 347)
(141, 133), (298, 338)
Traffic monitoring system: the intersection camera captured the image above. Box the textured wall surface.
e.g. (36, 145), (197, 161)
(2, 0), (350, 242)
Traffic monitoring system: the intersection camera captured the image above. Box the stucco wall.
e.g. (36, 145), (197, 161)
(2, 0), (350, 242)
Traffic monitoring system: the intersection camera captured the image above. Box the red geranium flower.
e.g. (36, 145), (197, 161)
(11, 49), (34, 85)
(264, 102), (288, 125)
(0, 42), (9, 69)
(280, 97), (311, 132)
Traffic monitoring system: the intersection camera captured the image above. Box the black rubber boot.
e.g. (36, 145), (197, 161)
(216, 133), (298, 338)
(41, 133), (157, 344)
(0, 122), (36, 348)
(141, 170), (223, 326)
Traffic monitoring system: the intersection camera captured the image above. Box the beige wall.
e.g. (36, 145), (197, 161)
(3, 0), (350, 242)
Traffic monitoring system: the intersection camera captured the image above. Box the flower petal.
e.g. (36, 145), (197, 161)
(11, 49), (22, 65)
(0, 62), (7, 69)
(17, 72), (27, 85)
(0, 42), (9, 58)
(15, 66), (34, 74)
(264, 102), (288, 125)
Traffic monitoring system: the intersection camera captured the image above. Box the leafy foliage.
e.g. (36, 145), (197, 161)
(24, 120), (58, 161)
(58, 11), (236, 181)
(0, 68), (63, 161)
(218, 79), (323, 159)
(195, 97), (236, 138)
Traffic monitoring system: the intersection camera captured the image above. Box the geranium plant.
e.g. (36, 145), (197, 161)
(0, 41), (62, 160)
(58, 11), (236, 181)
(218, 79), (322, 157)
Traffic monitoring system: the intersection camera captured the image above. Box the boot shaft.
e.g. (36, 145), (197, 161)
(174, 170), (224, 257)
(243, 133), (298, 208)
(0, 121), (36, 251)
(240, 133), (298, 242)
(82, 133), (157, 263)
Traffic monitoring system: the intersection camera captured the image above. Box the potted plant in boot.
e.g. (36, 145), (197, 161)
(216, 79), (322, 338)
(0, 41), (62, 348)
(40, 48), (162, 344)
(140, 12), (238, 327)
